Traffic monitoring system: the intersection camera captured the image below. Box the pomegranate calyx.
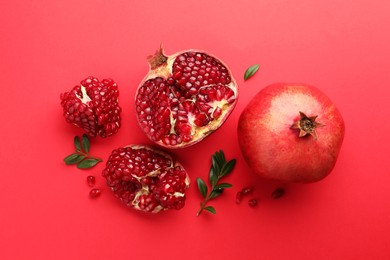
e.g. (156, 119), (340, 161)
(147, 46), (168, 70)
(291, 111), (324, 140)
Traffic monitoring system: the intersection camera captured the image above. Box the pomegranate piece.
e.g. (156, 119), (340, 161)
(60, 76), (121, 138)
(135, 47), (238, 148)
(102, 145), (190, 213)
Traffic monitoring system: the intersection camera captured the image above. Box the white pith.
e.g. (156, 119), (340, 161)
(76, 85), (92, 104)
(124, 145), (190, 213)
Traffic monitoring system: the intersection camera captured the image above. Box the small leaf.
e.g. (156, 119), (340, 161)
(209, 166), (218, 187)
(64, 153), (85, 165)
(74, 136), (81, 151)
(196, 178), (208, 198)
(77, 158), (100, 169)
(214, 183), (233, 189)
(214, 150), (226, 167)
(244, 64), (260, 81)
(82, 134), (90, 153)
(209, 189), (224, 199)
(211, 155), (221, 175)
(204, 206), (216, 214)
(221, 159), (237, 177)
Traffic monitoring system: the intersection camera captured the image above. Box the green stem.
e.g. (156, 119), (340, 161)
(77, 150), (102, 162)
(196, 177), (220, 216)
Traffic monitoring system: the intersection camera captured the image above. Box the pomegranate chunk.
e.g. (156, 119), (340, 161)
(60, 76), (121, 138)
(102, 145), (190, 213)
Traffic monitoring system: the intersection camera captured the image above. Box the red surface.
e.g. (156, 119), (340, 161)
(1, 0), (389, 259)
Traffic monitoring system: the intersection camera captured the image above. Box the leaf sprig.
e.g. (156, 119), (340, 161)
(244, 64), (260, 81)
(196, 150), (236, 216)
(64, 134), (102, 169)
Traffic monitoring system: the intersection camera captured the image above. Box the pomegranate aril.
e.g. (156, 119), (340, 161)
(213, 107), (222, 119)
(90, 188), (101, 198)
(271, 188), (285, 199)
(241, 187), (253, 195)
(236, 191), (243, 204)
(87, 176), (96, 187)
(248, 199), (258, 207)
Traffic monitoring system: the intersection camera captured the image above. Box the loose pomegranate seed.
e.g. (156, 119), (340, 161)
(248, 199), (258, 207)
(236, 191), (243, 204)
(271, 188), (285, 199)
(241, 186), (253, 195)
(87, 176), (96, 187)
(236, 186), (255, 204)
(89, 188), (101, 198)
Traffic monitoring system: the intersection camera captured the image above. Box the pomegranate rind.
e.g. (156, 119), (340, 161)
(135, 49), (238, 149)
(102, 144), (190, 213)
(237, 83), (345, 183)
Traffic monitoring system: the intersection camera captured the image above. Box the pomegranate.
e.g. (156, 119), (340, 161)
(102, 145), (190, 213)
(237, 83), (345, 183)
(135, 47), (238, 148)
(60, 76), (121, 138)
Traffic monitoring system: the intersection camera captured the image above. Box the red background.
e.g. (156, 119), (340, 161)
(1, 0), (390, 259)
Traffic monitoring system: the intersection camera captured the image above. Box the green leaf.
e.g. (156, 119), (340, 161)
(211, 155), (221, 175)
(214, 183), (233, 189)
(196, 178), (208, 198)
(77, 158), (100, 169)
(64, 153), (85, 165)
(209, 189), (224, 199)
(244, 64), (260, 81)
(209, 166), (218, 187)
(81, 134), (90, 153)
(213, 150), (226, 168)
(74, 136), (81, 151)
(221, 159), (237, 177)
(204, 206), (216, 214)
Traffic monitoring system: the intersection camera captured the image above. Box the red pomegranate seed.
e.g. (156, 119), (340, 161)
(248, 199), (258, 207)
(89, 188), (101, 198)
(87, 176), (96, 187)
(241, 186), (253, 195)
(236, 191), (243, 204)
(271, 188), (285, 199)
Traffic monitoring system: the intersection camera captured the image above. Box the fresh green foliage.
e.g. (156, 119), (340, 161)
(64, 134), (102, 169)
(244, 64), (260, 81)
(196, 150), (236, 216)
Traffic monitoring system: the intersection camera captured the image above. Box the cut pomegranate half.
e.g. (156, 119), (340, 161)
(102, 145), (190, 213)
(135, 47), (238, 148)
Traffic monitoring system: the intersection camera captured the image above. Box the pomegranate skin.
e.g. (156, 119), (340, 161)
(237, 83), (345, 183)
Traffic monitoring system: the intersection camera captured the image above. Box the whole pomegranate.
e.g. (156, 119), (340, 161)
(237, 83), (345, 183)
(135, 47), (238, 148)
(60, 76), (121, 138)
(102, 145), (190, 213)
